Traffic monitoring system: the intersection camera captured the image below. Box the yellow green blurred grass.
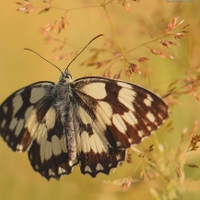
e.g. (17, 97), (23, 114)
(1, 1), (200, 200)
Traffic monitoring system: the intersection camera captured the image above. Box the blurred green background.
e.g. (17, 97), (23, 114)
(1, 1), (200, 200)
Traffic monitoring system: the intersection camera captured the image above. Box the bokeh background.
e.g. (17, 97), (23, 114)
(1, 1), (200, 200)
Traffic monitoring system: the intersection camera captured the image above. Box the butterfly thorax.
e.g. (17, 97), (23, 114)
(51, 71), (78, 161)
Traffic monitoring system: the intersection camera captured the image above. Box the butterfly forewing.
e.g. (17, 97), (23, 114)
(74, 76), (168, 146)
(0, 82), (54, 152)
(0, 73), (169, 180)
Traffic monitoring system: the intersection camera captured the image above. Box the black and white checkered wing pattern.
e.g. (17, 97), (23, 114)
(73, 77), (168, 177)
(0, 74), (168, 180)
(0, 82), (79, 179)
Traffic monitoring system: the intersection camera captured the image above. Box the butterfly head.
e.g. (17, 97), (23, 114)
(60, 69), (73, 83)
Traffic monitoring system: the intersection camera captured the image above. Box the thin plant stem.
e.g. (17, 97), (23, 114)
(100, 1), (127, 62)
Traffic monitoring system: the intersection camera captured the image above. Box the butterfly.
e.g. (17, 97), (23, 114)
(0, 36), (169, 180)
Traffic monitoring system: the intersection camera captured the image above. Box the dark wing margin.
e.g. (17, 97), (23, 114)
(73, 76), (168, 177)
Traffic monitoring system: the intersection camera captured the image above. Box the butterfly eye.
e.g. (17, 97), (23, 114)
(65, 71), (72, 81)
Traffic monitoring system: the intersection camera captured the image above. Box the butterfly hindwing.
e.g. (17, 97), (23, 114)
(28, 116), (79, 180)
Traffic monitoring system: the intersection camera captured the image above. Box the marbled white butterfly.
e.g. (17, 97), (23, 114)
(0, 36), (168, 180)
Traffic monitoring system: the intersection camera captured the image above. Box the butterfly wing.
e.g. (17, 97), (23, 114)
(0, 82), (75, 179)
(73, 76), (168, 177)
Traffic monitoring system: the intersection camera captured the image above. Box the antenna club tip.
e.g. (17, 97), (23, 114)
(97, 34), (104, 38)
(24, 47), (32, 52)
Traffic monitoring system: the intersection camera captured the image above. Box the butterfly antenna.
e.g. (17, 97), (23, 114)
(65, 34), (104, 72)
(24, 48), (64, 75)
